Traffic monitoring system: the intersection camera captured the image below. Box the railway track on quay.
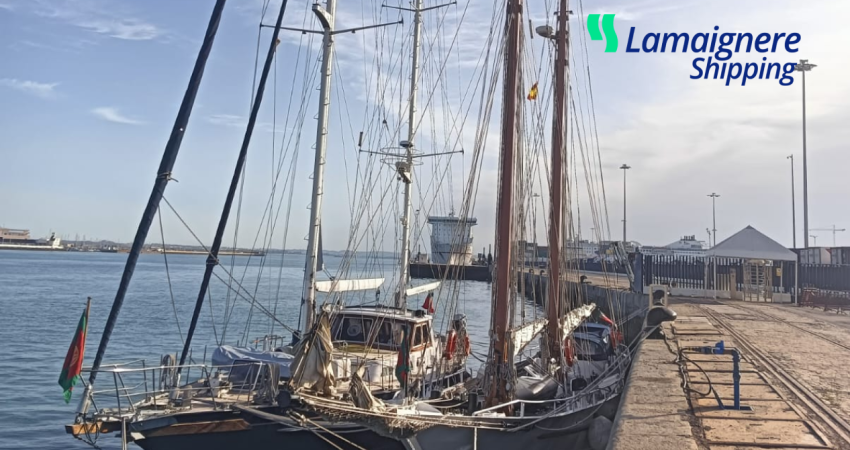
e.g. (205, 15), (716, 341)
(720, 302), (850, 354)
(698, 305), (850, 448)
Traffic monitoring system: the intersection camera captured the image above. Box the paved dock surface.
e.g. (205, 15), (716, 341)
(609, 297), (850, 450)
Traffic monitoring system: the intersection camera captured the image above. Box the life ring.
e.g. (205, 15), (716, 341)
(444, 330), (457, 360)
(463, 335), (471, 356)
(563, 338), (575, 367)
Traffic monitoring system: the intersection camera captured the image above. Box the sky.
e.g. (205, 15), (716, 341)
(1, 0), (848, 252)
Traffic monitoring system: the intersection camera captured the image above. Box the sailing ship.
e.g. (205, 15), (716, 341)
(278, 1), (639, 449)
(65, 1), (473, 449)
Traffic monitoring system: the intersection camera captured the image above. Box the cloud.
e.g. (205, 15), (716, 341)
(207, 114), (246, 128)
(0, 78), (59, 98)
(206, 114), (283, 133)
(28, 0), (163, 41)
(0, 3), (13, 11)
(91, 107), (144, 125)
(75, 18), (160, 41)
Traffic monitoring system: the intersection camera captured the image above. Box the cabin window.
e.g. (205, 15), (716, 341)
(375, 321), (394, 346)
(337, 316), (373, 343)
(420, 323), (431, 346)
(412, 325), (425, 347)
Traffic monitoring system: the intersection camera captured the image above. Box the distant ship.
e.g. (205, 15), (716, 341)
(639, 235), (708, 258)
(0, 228), (64, 251)
(409, 214), (492, 281)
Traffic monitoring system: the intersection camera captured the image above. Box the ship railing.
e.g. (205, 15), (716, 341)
(471, 383), (619, 419)
(474, 352), (631, 419)
(78, 359), (279, 418)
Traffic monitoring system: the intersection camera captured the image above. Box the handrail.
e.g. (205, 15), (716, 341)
(473, 352), (631, 417)
(81, 363), (232, 374)
(80, 359), (279, 417)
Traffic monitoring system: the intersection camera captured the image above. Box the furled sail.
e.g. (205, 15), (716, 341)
(405, 281), (441, 297)
(511, 304), (597, 357)
(288, 312), (335, 395)
(315, 278), (384, 293)
(560, 304), (596, 335)
(511, 318), (547, 357)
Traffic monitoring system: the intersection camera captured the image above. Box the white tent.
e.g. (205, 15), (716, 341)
(707, 225), (797, 261)
(706, 226), (797, 303)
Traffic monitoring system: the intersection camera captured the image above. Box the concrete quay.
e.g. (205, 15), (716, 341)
(609, 297), (850, 450)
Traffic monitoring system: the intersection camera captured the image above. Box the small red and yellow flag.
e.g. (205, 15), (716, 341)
(527, 82), (539, 100)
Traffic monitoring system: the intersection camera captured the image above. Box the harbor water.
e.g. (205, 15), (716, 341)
(0, 250), (508, 450)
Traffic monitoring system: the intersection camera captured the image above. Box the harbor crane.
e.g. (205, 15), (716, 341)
(811, 225), (846, 246)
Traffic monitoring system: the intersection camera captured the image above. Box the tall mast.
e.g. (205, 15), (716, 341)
(546, 0), (569, 367)
(485, 0), (522, 408)
(292, 3), (400, 333)
(301, 0), (337, 333)
(395, 0), (423, 308)
(176, 0), (289, 377)
(80, 0), (227, 413)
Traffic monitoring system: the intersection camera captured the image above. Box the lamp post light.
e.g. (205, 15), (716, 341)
(708, 193), (720, 247)
(795, 59), (816, 248)
(620, 164), (631, 244)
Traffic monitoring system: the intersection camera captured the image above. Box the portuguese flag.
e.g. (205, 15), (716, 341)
(395, 325), (410, 389)
(59, 300), (90, 403)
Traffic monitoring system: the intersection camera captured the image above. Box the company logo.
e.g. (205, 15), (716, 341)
(587, 14), (618, 53)
(585, 15), (802, 86)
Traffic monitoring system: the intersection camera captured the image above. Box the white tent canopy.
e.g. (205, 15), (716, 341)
(707, 225), (797, 262)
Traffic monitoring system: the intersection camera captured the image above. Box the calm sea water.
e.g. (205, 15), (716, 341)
(0, 250), (505, 450)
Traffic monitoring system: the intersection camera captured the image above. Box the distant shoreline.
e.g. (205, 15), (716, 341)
(0, 246), (399, 259)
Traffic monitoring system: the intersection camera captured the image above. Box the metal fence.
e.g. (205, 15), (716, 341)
(799, 264), (850, 291)
(638, 254), (849, 295)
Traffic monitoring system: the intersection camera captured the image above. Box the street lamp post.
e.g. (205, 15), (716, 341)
(708, 193), (720, 247)
(620, 164), (631, 244)
(795, 59), (816, 248)
(787, 155), (797, 248)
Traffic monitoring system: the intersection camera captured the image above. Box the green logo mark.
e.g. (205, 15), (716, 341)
(587, 14), (618, 52)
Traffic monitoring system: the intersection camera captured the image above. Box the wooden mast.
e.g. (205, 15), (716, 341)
(485, 0), (523, 408)
(546, 0), (569, 366)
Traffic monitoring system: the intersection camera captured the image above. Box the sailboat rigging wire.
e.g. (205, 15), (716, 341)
(224, 0), (271, 339)
(176, 0), (290, 374)
(287, 413), (346, 450)
(86, 0), (227, 388)
(242, 48), (284, 344)
(409, 7), (504, 259)
(569, 59), (606, 251)
(226, 32), (322, 342)
(158, 195), (298, 335)
(207, 287), (219, 345)
(157, 208), (184, 346)
(253, 48), (320, 339)
(212, 270), (298, 334)
(414, 4), (505, 351)
(316, 4), (496, 358)
(576, 0), (611, 239)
